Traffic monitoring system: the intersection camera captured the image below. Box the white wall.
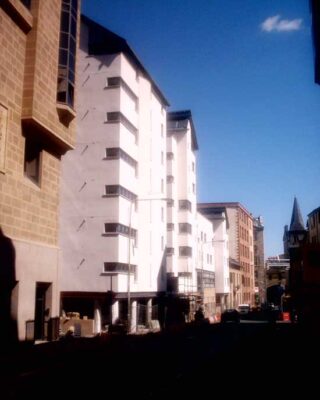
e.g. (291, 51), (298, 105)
(196, 212), (215, 276)
(60, 24), (167, 298)
(135, 74), (167, 293)
(166, 119), (198, 293)
(211, 214), (230, 294)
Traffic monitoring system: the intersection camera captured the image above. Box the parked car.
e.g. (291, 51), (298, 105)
(237, 304), (250, 314)
(221, 309), (240, 323)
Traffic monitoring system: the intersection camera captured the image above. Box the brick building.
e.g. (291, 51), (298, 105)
(0, 0), (80, 340)
(198, 202), (255, 306)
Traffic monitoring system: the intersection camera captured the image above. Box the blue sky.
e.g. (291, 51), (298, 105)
(82, 0), (320, 257)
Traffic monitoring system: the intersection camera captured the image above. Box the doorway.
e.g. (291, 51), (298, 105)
(34, 282), (51, 340)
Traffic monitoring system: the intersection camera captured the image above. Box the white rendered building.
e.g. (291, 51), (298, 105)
(59, 16), (169, 332)
(198, 205), (230, 311)
(195, 212), (216, 318)
(166, 111), (200, 312)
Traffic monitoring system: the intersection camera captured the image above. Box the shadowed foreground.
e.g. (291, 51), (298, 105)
(0, 322), (318, 399)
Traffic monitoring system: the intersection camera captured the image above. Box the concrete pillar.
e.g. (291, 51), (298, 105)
(111, 300), (119, 324)
(131, 300), (137, 333)
(94, 301), (101, 334)
(147, 298), (152, 326)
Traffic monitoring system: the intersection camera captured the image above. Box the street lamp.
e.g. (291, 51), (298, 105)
(127, 196), (168, 334)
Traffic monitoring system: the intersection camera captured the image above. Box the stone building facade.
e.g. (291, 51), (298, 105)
(0, 0), (80, 340)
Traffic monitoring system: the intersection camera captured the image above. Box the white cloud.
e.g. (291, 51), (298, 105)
(261, 15), (302, 32)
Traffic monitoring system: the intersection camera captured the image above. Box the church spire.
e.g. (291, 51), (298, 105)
(289, 197), (305, 231)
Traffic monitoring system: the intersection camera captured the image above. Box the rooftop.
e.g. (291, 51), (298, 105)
(81, 15), (170, 106)
(167, 110), (198, 151)
(289, 197), (305, 232)
(198, 202), (253, 218)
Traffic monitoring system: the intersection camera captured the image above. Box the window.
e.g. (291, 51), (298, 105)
(104, 223), (136, 240)
(178, 272), (192, 278)
(192, 162), (195, 172)
(57, 0), (78, 108)
(104, 262), (137, 276)
(179, 223), (192, 234)
(105, 148), (119, 158)
(179, 246), (192, 257)
(106, 112), (138, 138)
(167, 175), (174, 184)
(167, 223), (174, 231)
(106, 112), (120, 122)
(197, 270), (215, 291)
(24, 138), (42, 185)
(179, 200), (192, 212)
(161, 151), (164, 165)
(161, 124), (164, 137)
(161, 207), (164, 222)
(105, 147), (137, 170)
(167, 199), (174, 207)
(106, 77), (138, 111)
(166, 152), (174, 160)
(161, 179), (164, 194)
(104, 185), (137, 202)
(166, 247), (174, 256)
(107, 77), (121, 87)
(192, 183), (195, 194)
(161, 236), (164, 251)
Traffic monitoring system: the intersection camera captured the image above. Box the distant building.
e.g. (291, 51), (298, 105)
(0, 0), (80, 340)
(195, 212), (216, 318)
(265, 256), (290, 306)
(308, 207), (320, 244)
(198, 202), (255, 307)
(253, 216), (265, 304)
(285, 198), (320, 324)
(229, 258), (242, 309)
(197, 205), (230, 312)
(283, 197), (307, 259)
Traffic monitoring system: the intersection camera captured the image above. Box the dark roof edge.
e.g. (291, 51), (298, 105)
(81, 15), (170, 106)
(308, 206), (320, 217)
(198, 202), (253, 218)
(167, 110), (199, 150)
(197, 204), (229, 229)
